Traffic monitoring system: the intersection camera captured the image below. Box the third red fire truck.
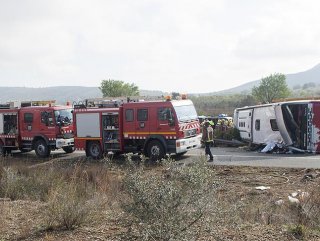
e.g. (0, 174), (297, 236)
(73, 97), (202, 160)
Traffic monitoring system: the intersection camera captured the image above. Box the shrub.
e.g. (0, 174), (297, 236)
(44, 178), (93, 230)
(287, 224), (307, 239)
(121, 157), (219, 240)
(0, 167), (60, 201)
(301, 188), (320, 227)
(0, 162), (121, 231)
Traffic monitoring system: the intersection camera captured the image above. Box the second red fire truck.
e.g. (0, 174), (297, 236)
(73, 97), (202, 160)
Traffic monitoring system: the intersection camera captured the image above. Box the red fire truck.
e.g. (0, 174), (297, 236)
(0, 101), (74, 157)
(73, 98), (202, 160)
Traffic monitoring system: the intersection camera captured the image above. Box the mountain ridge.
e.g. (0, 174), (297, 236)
(0, 86), (164, 104)
(212, 63), (320, 95)
(1, 64), (320, 102)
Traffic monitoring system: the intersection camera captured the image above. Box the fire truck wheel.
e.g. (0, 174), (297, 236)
(87, 141), (102, 159)
(147, 140), (165, 162)
(34, 139), (50, 158)
(63, 146), (75, 154)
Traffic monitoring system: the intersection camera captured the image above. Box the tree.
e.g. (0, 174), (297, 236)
(302, 82), (316, 90)
(252, 73), (291, 103)
(99, 79), (139, 97)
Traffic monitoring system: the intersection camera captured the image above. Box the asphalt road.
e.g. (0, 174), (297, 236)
(187, 146), (320, 169)
(8, 146), (320, 169)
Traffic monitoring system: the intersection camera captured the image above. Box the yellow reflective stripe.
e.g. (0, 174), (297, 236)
(124, 132), (176, 135)
(75, 137), (102, 140)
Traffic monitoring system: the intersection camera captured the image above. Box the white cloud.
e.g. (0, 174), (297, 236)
(0, 0), (320, 92)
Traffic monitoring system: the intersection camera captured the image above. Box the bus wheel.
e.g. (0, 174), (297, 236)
(63, 146), (75, 154)
(87, 142), (102, 159)
(147, 140), (165, 162)
(34, 139), (50, 158)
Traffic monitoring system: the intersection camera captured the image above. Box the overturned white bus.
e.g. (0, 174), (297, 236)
(234, 100), (320, 153)
(234, 103), (283, 146)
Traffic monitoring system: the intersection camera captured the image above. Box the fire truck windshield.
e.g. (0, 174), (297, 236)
(54, 109), (73, 126)
(174, 104), (198, 122)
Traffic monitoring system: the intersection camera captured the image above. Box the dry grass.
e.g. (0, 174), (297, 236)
(44, 181), (92, 230)
(1, 156), (320, 240)
(208, 167), (320, 240)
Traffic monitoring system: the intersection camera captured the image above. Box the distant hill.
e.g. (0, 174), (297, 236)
(0, 86), (101, 104)
(0, 86), (164, 104)
(212, 63), (320, 95)
(1, 64), (320, 102)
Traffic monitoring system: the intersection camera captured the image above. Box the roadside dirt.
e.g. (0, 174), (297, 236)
(1, 156), (320, 240)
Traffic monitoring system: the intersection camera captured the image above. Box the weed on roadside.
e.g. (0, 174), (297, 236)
(120, 156), (219, 240)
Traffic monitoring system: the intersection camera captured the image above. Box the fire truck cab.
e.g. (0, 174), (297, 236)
(74, 98), (202, 160)
(0, 101), (74, 157)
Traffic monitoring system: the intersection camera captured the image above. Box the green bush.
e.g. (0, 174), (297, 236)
(121, 157), (219, 240)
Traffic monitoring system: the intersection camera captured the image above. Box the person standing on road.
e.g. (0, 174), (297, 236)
(202, 121), (214, 162)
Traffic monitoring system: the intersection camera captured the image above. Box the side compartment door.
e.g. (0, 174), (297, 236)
(102, 112), (120, 151)
(0, 112), (18, 135)
(76, 113), (101, 138)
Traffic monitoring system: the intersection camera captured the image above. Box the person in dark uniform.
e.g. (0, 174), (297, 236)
(202, 121), (214, 162)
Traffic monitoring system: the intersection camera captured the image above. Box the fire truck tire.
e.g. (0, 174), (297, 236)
(63, 146), (75, 154)
(34, 139), (51, 158)
(87, 141), (102, 159)
(147, 140), (165, 161)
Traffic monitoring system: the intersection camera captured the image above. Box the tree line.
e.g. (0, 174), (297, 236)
(99, 73), (294, 116)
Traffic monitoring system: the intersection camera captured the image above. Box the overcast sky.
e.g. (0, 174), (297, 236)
(0, 0), (319, 93)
